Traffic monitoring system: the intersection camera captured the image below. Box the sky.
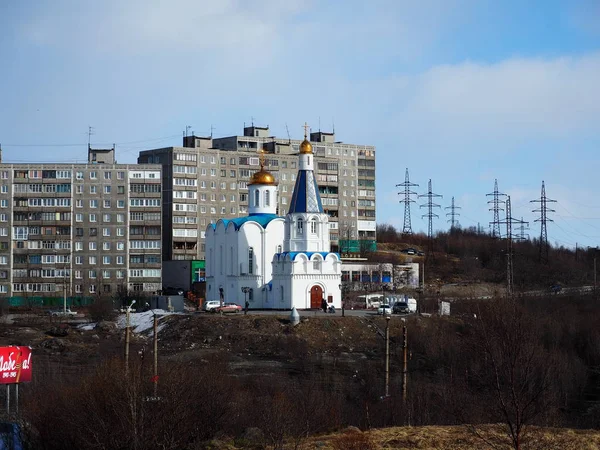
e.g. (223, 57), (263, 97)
(1, 0), (599, 250)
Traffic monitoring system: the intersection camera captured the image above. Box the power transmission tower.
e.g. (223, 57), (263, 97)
(419, 179), (442, 256)
(530, 181), (556, 263)
(486, 179), (506, 238)
(499, 196), (519, 296)
(515, 217), (530, 242)
(396, 168), (419, 235)
(445, 196), (461, 230)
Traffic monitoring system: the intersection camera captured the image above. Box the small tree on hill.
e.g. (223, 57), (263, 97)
(470, 297), (554, 450)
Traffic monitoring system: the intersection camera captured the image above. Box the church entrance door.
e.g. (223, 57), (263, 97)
(310, 285), (323, 309)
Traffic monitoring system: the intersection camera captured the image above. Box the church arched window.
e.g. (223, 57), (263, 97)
(277, 245), (282, 254)
(310, 218), (318, 234)
(265, 190), (270, 207)
(297, 219), (304, 235)
(254, 190), (260, 208)
(248, 247), (254, 275)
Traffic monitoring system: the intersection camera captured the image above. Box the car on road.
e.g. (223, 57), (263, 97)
(202, 300), (221, 312)
(377, 304), (392, 315)
(49, 308), (78, 317)
(215, 303), (243, 314)
(400, 248), (417, 255)
(393, 302), (410, 314)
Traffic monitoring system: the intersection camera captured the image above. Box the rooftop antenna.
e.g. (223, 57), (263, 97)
(332, 118), (335, 135)
(251, 116), (255, 127)
(285, 123), (291, 144)
(210, 125), (215, 139)
(87, 126), (95, 147)
(318, 116), (321, 132)
(185, 125), (192, 137)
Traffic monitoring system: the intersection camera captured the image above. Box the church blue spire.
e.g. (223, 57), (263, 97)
(288, 170), (323, 213)
(287, 123), (324, 214)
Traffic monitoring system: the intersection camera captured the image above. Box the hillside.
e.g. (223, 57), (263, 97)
(7, 295), (600, 448)
(373, 225), (597, 291)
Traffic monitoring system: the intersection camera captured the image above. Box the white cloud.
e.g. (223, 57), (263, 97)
(391, 53), (600, 146)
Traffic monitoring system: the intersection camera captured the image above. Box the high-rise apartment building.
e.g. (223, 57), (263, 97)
(0, 148), (162, 300)
(138, 125), (376, 261)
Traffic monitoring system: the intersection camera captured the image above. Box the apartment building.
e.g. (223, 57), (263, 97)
(138, 125), (376, 261)
(0, 148), (162, 300)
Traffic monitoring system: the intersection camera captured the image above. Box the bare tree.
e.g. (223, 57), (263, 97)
(470, 297), (554, 450)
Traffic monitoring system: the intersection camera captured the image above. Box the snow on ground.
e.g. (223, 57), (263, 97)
(116, 309), (175, 334)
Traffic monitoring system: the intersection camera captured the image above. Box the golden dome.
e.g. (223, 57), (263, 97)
(249, 169), (277, 186)
(299, 138), (313, 154)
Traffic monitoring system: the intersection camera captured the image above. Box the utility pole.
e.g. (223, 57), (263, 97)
(125, 300), (136, 374)
(530, 181), (556, 263)
(384, 316), (390, 398)
(402, 324), (408, 404)
(396, 168), (419, 235)
(486, 179), (506, 239)
(153, 313), (158, 398)
(419, 179), (442, 257)
(445, 196), (461, 230)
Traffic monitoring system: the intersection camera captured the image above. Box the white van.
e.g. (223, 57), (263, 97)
(357, 294), (384, 309)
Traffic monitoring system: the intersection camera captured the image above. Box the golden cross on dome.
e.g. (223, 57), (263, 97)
(303, 122), (310, 138)
(258, 147), (266, 169)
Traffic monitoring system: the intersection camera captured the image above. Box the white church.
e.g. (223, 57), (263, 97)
(205, 127), (342, 310)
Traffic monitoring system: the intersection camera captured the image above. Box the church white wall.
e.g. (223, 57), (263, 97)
(205, 217), (284, 308)
(248, 184), (278, 215)
(272, 252), (342, 310)
(284, 213), (331, 253)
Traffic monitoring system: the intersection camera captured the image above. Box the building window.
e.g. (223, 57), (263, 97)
(248, 247), (254, 275)
(265, 190), (270, 207)
(254, 190), (260, 207)
(297, 219), (303, 235)
(311, 219), (317, 234)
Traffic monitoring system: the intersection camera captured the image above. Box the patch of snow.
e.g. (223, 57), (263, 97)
(116, 309), (175, 334)
(78, 323), (96, 331)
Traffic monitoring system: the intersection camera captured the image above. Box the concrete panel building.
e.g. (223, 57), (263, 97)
(0, 148), (162, 301)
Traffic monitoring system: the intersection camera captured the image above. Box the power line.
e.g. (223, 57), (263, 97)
(486, 179), (506, 239)
(531, 180), (556, 263)
(445, 196), (461, 230)
(396, 168), (419, 235)
(1, 133), (182, 148)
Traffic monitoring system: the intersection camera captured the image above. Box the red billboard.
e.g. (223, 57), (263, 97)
(0, 346), (32, 384)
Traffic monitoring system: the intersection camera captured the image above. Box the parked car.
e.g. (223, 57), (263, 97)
(49, 308), (77, 317)
(400, 248), (417, 255)
(215, 303), (243, 314)
(377, 304), (392, 315)
(393, 302), (410, 314)
(202, 300), (221, 312)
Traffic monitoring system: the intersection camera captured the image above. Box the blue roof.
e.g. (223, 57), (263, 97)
(275, 251), (340, 261)
(288, 170), (324, 214)
(211, 213), (281, 231)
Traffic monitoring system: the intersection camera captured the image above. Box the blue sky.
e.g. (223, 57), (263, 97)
(1, 0), (599, 249)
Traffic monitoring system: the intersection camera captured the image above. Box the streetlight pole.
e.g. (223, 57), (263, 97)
(339, 283), (345, 317)
(241, 287), (251, 314)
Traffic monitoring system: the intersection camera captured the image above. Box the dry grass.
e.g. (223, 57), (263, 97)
(299, 425), (600, 450)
